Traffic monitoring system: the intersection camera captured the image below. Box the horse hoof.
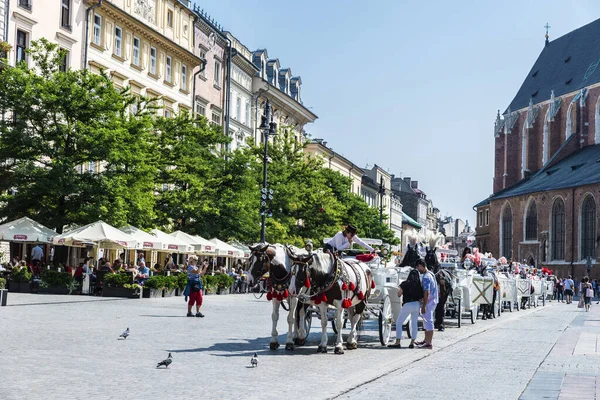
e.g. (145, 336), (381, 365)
(334, 347), (345, 355)
(269, 342), (280, 350)
(294, 338), (306, 346)
(346, 342), (358, 350)
(317, 346), (327, 353)
(285, 343), (294, 351)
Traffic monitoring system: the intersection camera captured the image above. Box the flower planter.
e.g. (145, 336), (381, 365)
(175, 288), (182, 296)
(142, 287), (163, 298)
(39, 287), (70, 295)
(163, 288), (176, 297)
(8, 281), (30, 293)
(0, 289), (8, 306)
(217, 287), (230, 295)
(102, 285), (142, 299)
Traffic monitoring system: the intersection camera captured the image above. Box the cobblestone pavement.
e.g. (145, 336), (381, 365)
(0, 293), (583, 400)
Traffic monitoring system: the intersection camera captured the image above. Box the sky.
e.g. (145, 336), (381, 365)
(194, 0), (600, 226)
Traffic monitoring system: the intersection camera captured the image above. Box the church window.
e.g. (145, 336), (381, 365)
(525, 201), (537, 241)
(551, 199), (565, 260)
(581, 196), (596, 259)
(501, 204), (513, 259)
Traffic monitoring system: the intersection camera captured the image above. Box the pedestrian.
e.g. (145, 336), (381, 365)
(592, 279), (597, 299)
(556, 277), (564, 303)
(187, 256), (208, 318)
(415, 258), (438, 349)
(564, 275), (575, 304)
(582, 277), (593, 312)
(388, 268), (423, 349)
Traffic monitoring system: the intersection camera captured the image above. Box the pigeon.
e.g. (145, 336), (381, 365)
(119, 327), (130, 340)
(250, 353), (258, 367)
(157, 353), (173, 369)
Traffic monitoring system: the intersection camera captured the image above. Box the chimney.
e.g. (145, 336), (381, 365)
(390, 174), (395, 180)
(403, 177), (411, 185)
(411, 181), (418, 189)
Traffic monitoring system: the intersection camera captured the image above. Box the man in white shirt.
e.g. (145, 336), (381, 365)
(564, 275), (575, 304)
(324, 224), (374, 254)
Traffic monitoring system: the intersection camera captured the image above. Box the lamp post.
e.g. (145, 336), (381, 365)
(378, 176), (385, 224)
(259, 100), (277, 243)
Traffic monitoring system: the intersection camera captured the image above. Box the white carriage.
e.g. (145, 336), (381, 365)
(531, 277), (546, 307)
(498, 273), (517, 312)
(446, 266), (477, 327)
(544, 279), (555, 302)
(516, 276), (532, 310)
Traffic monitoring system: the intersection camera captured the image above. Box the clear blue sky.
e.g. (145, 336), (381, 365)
(195, 0), (600, 226)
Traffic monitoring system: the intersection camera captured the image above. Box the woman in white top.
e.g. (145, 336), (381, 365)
(324, 224), (374, 254)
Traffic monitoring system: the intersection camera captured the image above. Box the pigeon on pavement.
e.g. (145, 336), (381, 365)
(157, 353), (173, 368)
(250, 353), (258, 367)
(119, 327), (130, 340)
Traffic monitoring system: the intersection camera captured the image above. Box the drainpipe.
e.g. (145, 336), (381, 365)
(84, 0), (103, 70)
(571, 187), (576, 277)
(191, 60), (207, 117)
(224, 36), (232, 149)
(3, 0), (10, 43)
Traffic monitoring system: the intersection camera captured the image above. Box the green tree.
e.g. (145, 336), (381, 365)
(0, 39), (157, 232)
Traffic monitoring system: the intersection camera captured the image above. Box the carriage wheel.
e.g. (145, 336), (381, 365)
(542, 294), (546, 307)
(296, 308), (312, 340)
(378, 295), (393, 346)
(516, 299), (520, 311)
(470, 309), (475, 324)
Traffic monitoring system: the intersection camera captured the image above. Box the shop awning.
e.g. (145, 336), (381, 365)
(150, 229), (194, 253)
(0, 217), (56, 243)
(228, 241), (251, 258)
(53, 221), (138, 249)
(169, 231), (218, 255)
(120, 225), (162, 250)
(402, 212), (422, 229)
(210, 238), (244, 257)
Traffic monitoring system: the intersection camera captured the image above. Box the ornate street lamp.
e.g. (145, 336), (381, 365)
(259, 100), (277, 243)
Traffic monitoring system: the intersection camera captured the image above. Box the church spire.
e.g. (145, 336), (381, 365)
(545, 23), (551, 46)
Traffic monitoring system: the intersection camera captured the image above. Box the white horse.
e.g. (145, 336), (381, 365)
(248, 243), (304, 351)
(290, 251), (373, 354)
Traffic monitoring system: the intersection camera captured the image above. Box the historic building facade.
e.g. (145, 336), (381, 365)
(0, 0), (8, 43)
(304, 139), (363, 195)
(87, 0), (201, 116)
(252, 49), (317, 144)
(392, 175), (430, 236)
(476, 18), (600, 277)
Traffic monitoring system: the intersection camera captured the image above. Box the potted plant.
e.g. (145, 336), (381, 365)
(0, 277), (7, 306)
(202, 274), (217, 295)
(216, 274), (234, 295)
(162, 275), (178, 297)
(102, 273), (141, 298)
(0, 278), (6, 289)
(0, 41), (11, 60)
(39, 270), (72, 295)
(143, 275), (166, 298)
(9, 267), (31, 293)
(175, 272), (187, 296)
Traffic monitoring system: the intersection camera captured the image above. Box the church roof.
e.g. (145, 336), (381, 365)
(507, 17), (600, 112)
(491, 144), (600, 200)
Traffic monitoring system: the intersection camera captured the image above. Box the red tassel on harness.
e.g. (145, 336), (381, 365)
(266, 292), (273, 301)
(371, 280), (376, 289)
(283, 289), (289, 298)
(321, 294), (328, 303)
(342, 282), (348, 291)
(305, 278), (311, 288)
(349, 282), (356, 291)
(314, 298), (321, 305)
(342, 299), (350, 308)
(357, 291), (364, 300)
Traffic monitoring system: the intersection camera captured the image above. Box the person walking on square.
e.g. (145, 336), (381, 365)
(582, 277), (593, 312)
(187, 256), (208, 318)
(416, 258), (438, 349)
(388, 268), (423, 349)
(556, 277), (564, 303)
(564, 275), (575, 304)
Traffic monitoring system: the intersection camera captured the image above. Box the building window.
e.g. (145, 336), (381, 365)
(542, 110), (550, 164)
(164, 109), (172, 118)
(18, 0), (31, 10)
(478, 211), (483, 227)
(131, 98), (138, 115)
(501, 205), (512, 259)
(87, 161), (95, 174)
(214, 60), (221, 85)
(551, 199), (565, 260)
(61, 0), (71, 28)
(16, 30), (27, 65)
(485, 209), (489, 226)
(199, 49), (206, 77)
(211, 112), (221, 125)
(245, 101), (250, 126)
(150, 47), (156, 75)
(93, 14), (102, 46)
(581, 196), (596, 259)
(165, 56), (172, 82)
(59, 50), (69, 72)
(235, 97), (241, 121)
(273, 67), (278, 86)
(132, 37), (140, 66)
(525, 201), (537, 241)
(114, 26), (122, 57)
(181, 64), (187, 90)
(196, 103), (206, 117)
(167, 10), (173, 28)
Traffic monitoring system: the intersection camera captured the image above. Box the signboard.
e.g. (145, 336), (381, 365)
(205, 246), (212, 251)
(228, 250), (234, 256)
(143, 242), (154, 248)
(13, 234), (27, 240)
(168, 244), (178, 250)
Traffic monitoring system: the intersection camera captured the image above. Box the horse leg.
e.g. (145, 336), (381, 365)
(285, 296), (297, 351)
(295, 304), (306, 346)
(270, 300), (280, 350)
(317, 302), (329, 353)
(334, 300), (345, 354)
(346, 307), (360, 350)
